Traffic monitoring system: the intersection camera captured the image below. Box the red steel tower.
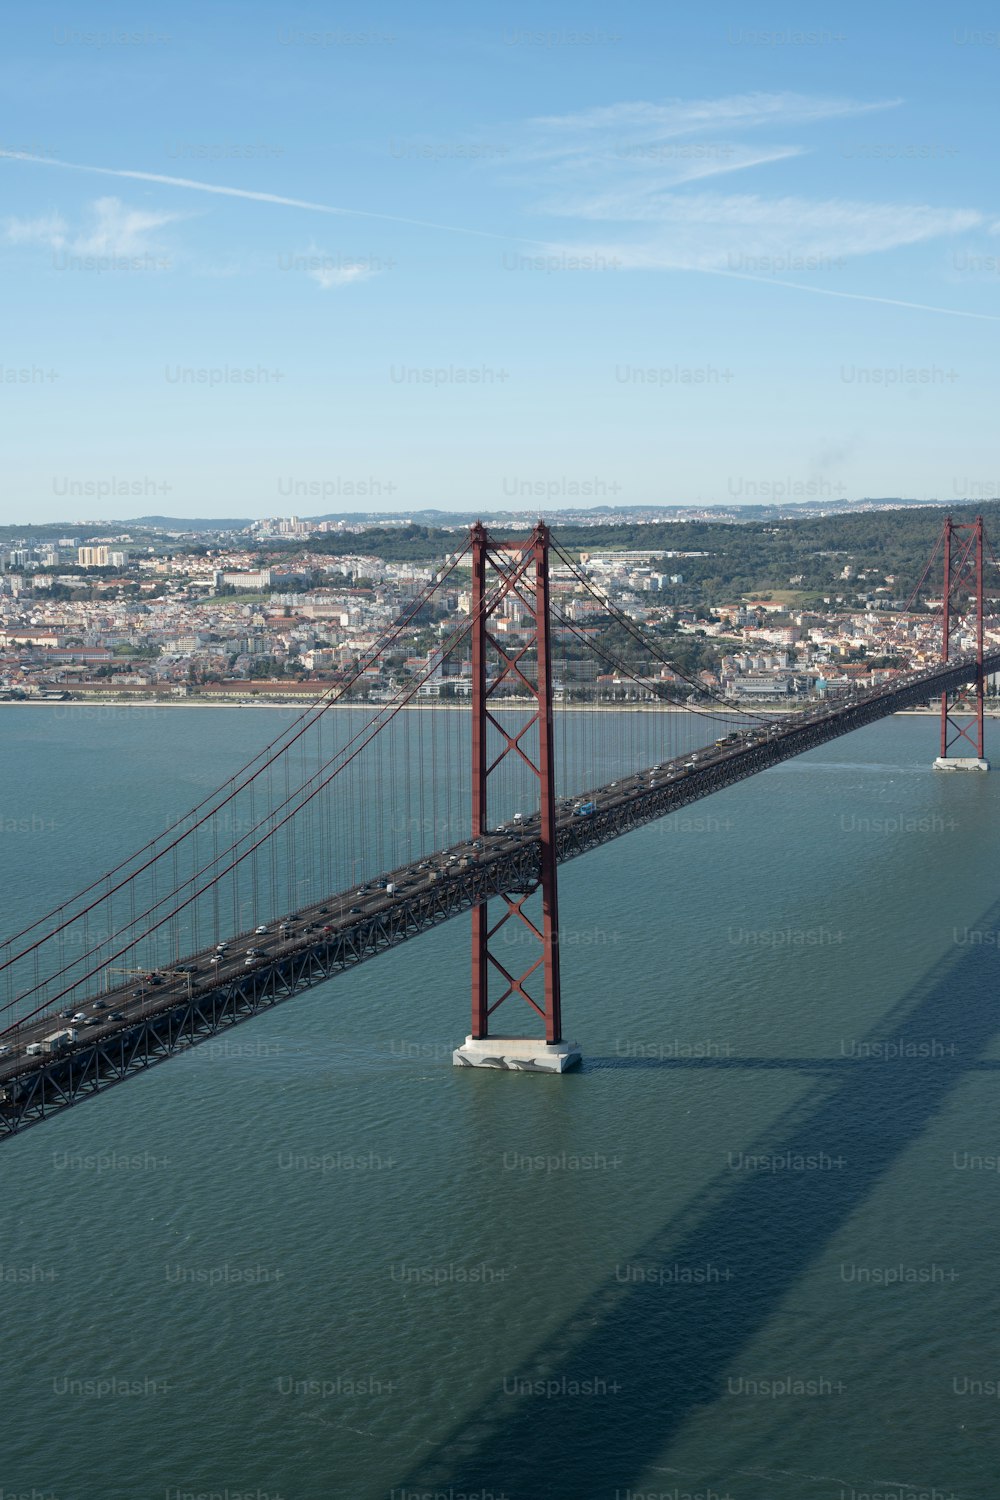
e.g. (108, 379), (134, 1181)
(453, 522), (581, 1072)
(935, 515), (988, 771)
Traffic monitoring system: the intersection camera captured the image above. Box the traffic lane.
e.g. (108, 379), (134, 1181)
(1, 791), (702, 1046)
(0, 863), (514, 1072)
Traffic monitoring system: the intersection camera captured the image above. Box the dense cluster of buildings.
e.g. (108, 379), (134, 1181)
(0, 522), (994, 706)
(704, 599), (996, 699)
(0, 534), (445, 700)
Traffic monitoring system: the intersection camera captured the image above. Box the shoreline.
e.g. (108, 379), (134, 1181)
(0, 696), (997, 718)
(0, 696), (731, 714)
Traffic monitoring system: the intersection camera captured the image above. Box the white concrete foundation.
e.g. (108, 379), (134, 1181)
(452, 1034), (583, 1073)
(933, 757), (989, 771)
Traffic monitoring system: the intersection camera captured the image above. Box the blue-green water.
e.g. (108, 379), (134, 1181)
(2, 706), (999, 1499)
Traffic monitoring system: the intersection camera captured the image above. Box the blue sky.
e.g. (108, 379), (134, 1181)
(2, 1), (1000, 523)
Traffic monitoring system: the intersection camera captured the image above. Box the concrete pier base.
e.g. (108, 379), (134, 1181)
(452, 1035), (583, 1073)
(933, 757), (989, 771)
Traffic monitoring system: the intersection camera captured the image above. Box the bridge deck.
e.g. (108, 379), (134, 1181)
(1, 651), (994, 1136)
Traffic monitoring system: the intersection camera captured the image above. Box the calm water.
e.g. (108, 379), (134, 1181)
(2, 705), (999, 1499)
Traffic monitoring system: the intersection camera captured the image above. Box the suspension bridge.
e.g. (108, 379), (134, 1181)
(0, 515), (996, 1134)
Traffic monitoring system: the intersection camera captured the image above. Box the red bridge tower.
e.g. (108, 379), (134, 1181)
(452, 522), (581, 1073)
(934, 515), (989, 772)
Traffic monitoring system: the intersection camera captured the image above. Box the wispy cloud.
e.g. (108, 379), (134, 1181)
(528, 92), (901, 139)
(513, 92), (970, 263)
(4, 195), (185, 258)
(308, 262), (376, 290)
(542, 193), (984, 265)
(536, 142), (806, 203)
(514, 92), (899, 187)
(289, 242), (382, 291)
(508, 92), (994, 317)
(3, 211), (68, 247)
(74, 196), (182, 255)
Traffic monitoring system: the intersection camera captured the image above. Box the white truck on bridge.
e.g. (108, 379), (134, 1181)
(25, 1029), (78, 1057)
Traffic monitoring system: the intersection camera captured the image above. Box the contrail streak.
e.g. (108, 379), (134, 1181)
(696, 264), (1000, 323)
(2, 148), (993, 321)
(0, 148), (548, 245)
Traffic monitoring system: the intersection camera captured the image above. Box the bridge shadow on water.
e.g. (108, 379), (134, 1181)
(391, 899), (1000, 1500)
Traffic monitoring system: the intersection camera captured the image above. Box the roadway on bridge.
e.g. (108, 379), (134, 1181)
(0, 653), (992, 1094)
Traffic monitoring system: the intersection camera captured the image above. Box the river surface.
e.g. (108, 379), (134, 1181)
(1, 705), (998, 1500)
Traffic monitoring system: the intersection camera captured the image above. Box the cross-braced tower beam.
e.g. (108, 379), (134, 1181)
(454, 521), (580, 1073)
(935, 515), (989, 771)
